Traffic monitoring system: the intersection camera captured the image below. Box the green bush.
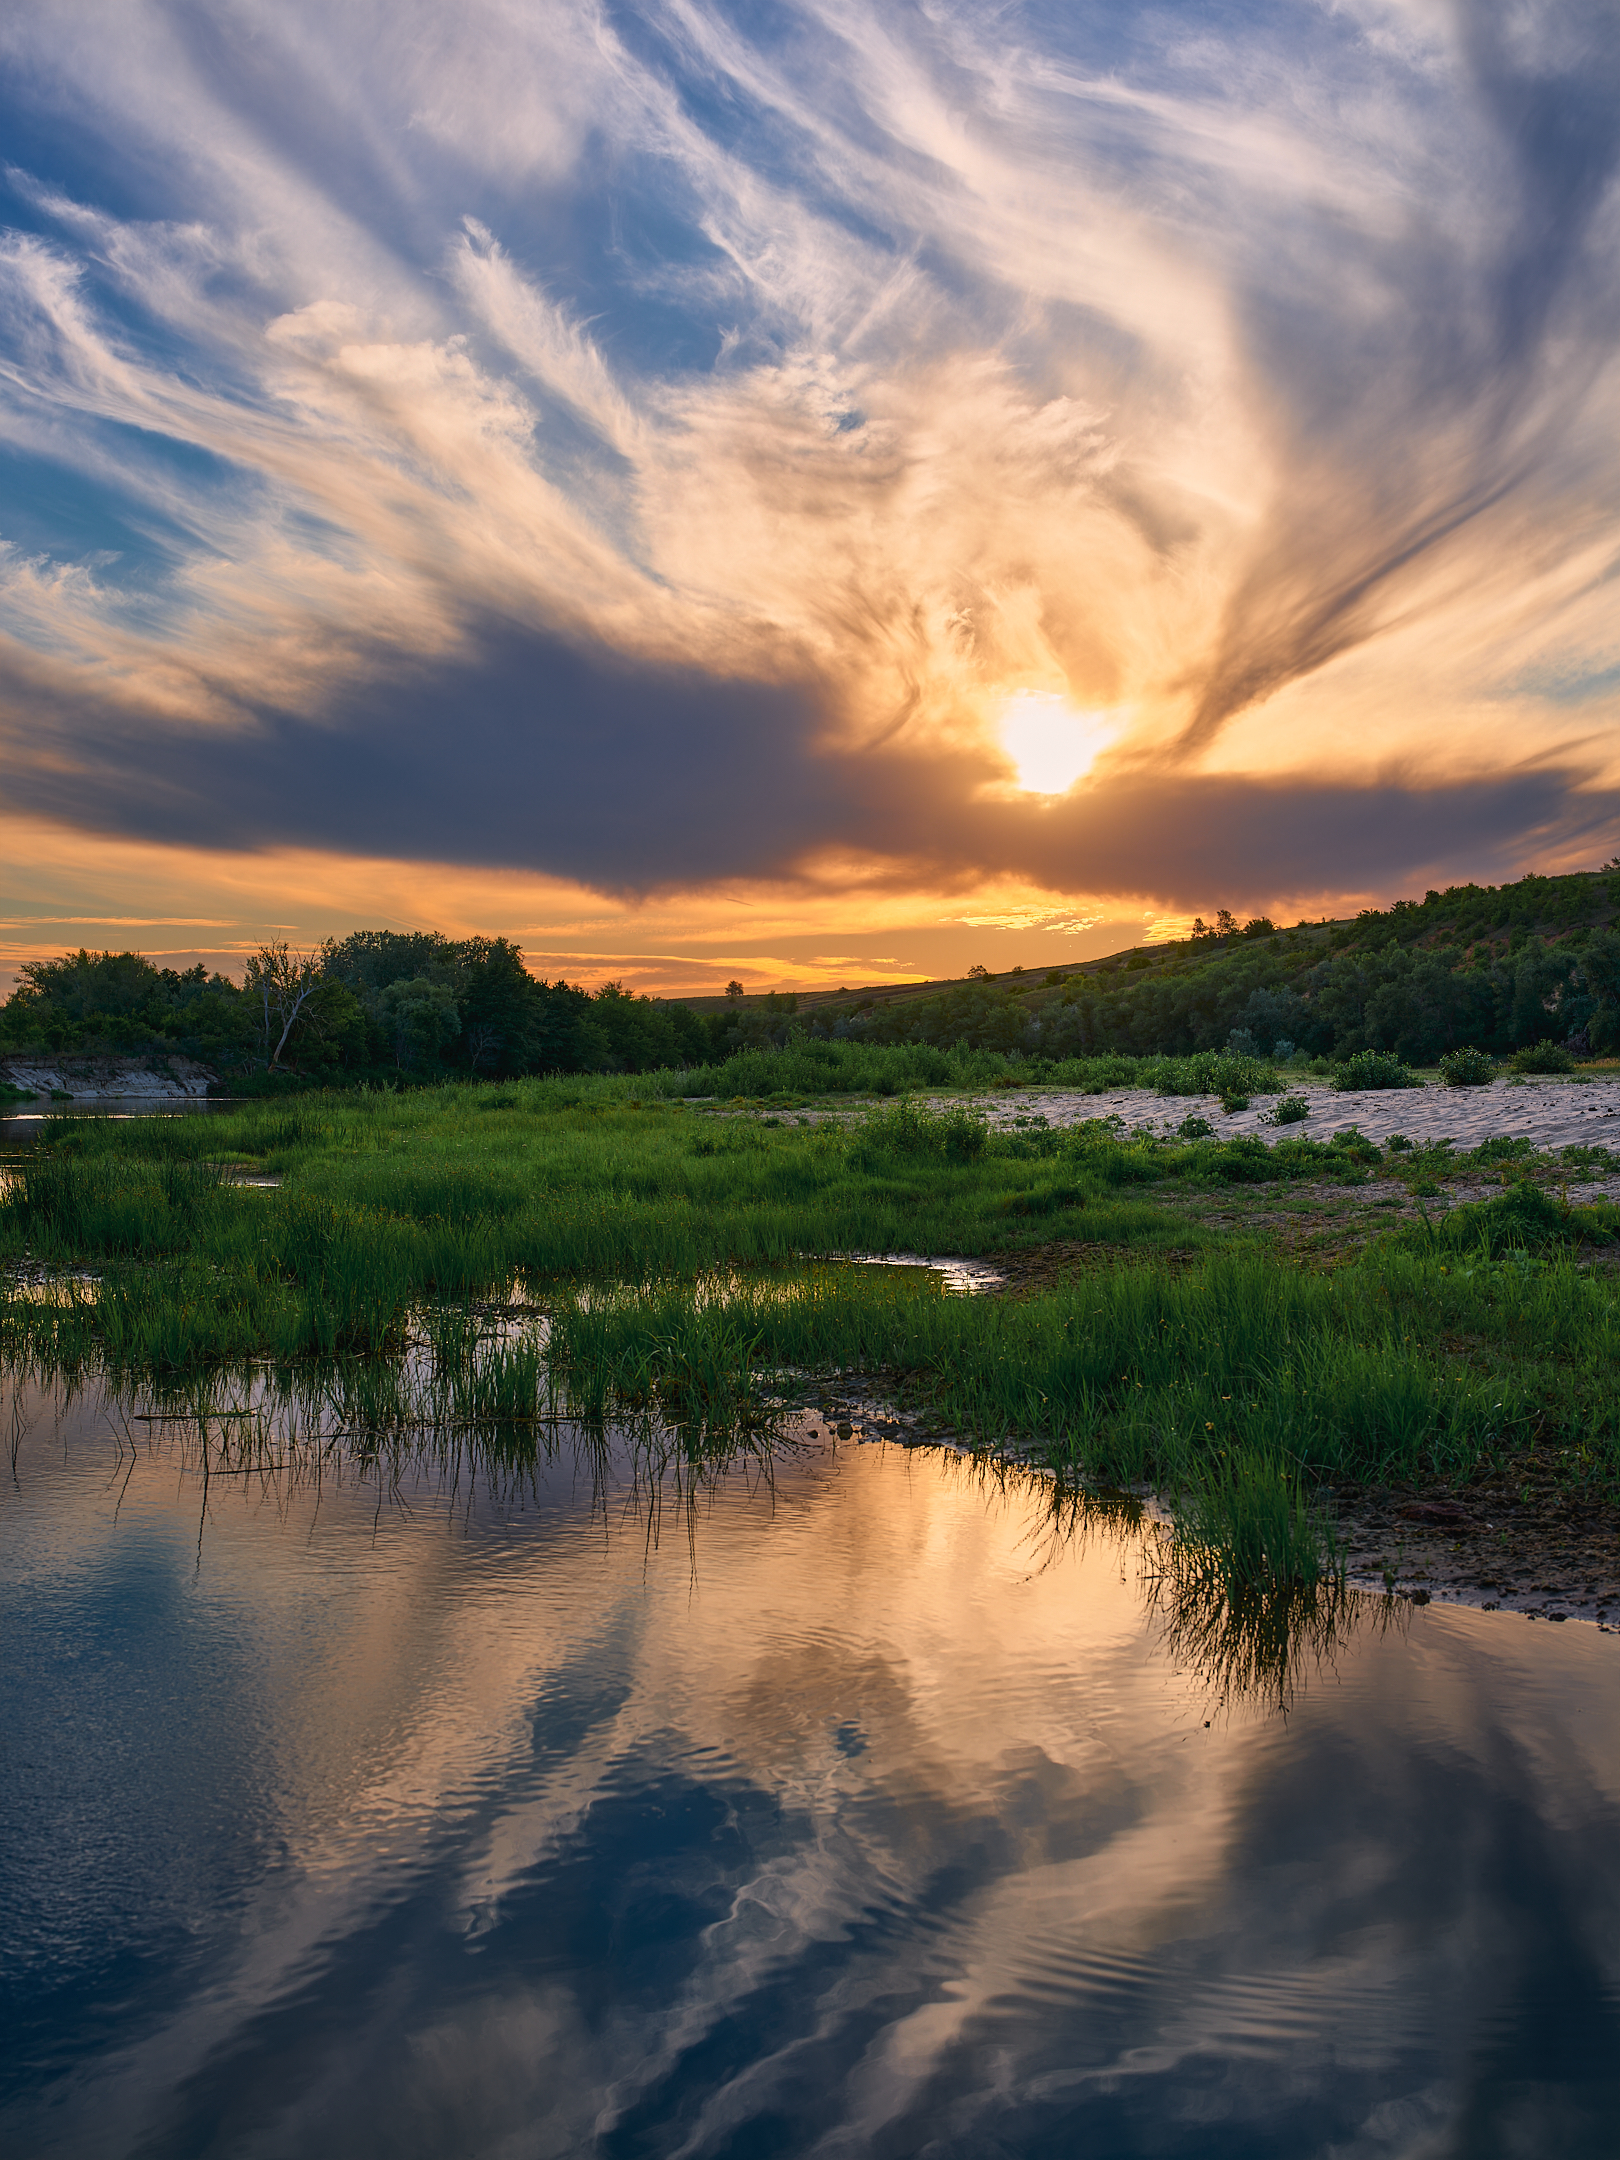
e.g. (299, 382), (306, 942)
(1510, 1042), (1574, 1075)
(1427, 1179), (1613, 1256)
(1271, 1095), (1310, 1124)
(1137, 1049), (1276, 1100)
(1438, 1046), (1495, 1087)
(846, 1097), (989, 1165)
(1178, 1114), (1215, 1140)
(1328, 1127), (1382, 1163)
(1332, 1049), (1422, 1091)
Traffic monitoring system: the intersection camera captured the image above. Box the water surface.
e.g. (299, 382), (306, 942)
(3, 1384), (1618, 2159)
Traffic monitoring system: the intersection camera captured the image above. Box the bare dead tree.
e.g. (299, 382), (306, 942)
(242, 944), (324, 1070)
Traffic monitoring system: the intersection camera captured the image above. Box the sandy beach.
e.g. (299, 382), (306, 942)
(962, 1074), (1620, 1156)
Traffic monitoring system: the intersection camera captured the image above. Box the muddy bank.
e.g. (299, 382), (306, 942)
(1332, 1465), (1620, 1627)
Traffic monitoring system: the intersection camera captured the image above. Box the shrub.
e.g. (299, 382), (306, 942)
(1271, 1095), (1310, 1124)
(996, 1183), (1085, 1218)
(1142, 1049), (1275, 1100)
(1438, 1046), (1496, 1087)
(847, 1097), (988, 1164)
(1429, 1179), (1611, 1256)
(1510, 1042), (1574, 1075)
(1332, 1049), (1422, 1091)
(1328, 1127), (1382, 1163)
(1220, 1091), (1250, 1113)
(1177, 1114), (1215, 1140)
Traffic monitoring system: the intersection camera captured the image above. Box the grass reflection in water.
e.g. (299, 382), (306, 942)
(8, 1340), (1390, 1725)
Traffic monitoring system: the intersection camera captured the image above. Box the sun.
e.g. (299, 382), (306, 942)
(997, 692), (1121, 795)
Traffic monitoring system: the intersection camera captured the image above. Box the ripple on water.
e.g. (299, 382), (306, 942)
(1, 1378), (1618, 2158)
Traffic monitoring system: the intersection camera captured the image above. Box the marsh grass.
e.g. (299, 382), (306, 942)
(1141, 1564), (1385, 1716)
(1167, 1445), (1342, 1594)
(541, 1250), (1600, 1489)
(6, 1084), (1620, 1592)
(7, 1092), (1373, 1371)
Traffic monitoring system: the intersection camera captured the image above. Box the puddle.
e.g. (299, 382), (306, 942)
(2, 1270), (99, 1305)
(842, 1249), (1007, 1293)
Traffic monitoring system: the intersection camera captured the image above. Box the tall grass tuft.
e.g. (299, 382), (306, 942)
(1167, 1446), (1342, 1596)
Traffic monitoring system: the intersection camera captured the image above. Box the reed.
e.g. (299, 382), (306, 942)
(6, 1083), (1620, 1590)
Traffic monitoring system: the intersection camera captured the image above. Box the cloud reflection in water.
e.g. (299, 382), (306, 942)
(2, 1385), (1618, 2158)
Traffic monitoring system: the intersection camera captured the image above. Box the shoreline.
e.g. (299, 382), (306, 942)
(813, 1355), (1620, 1632)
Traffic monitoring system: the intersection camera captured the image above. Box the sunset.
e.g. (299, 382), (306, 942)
(6, 11), (1620, 2157)
(4, 0), (1618, 991)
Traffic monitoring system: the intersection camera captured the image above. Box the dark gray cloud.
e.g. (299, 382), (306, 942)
(4, 618), (1614, 906)
(0, 620), (843, 885)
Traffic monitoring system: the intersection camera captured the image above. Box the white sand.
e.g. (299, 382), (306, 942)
(958, 1075), (1620, 1157)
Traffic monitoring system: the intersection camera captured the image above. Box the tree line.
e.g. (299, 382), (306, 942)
(0, 932), (739, 1081)
(4, 870), (1618, 1086)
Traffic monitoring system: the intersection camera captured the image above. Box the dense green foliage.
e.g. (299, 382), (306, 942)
(0, 933), (724, 1080)
(816, 869), (1620, 1067)
(5, 868), (1618, 1087)
(0, 950), (260, 1065)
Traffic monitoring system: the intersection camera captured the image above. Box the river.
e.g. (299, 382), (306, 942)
(2, 1380), (1618, 2158)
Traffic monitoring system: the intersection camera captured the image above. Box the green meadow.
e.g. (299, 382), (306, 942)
(4, 1079), (1619, 1591)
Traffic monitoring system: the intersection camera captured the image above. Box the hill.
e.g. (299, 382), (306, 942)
(691, 868), (1620, 1066)
(3, 867), (1618, 1086)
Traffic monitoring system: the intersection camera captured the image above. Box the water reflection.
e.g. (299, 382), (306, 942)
(3, 1376), (1618, 2159)
(0, 1097), (232, 1137)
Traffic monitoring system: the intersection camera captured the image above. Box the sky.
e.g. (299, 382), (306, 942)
(2, 0), (1619, 996)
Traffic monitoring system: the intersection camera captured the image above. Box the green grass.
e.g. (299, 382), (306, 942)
(1, 1091), (1390, 1374)
(508, 1039), (1295, 1102)
(5, 1082), (1620, 1594)
(545, 1241), (1620, 1481)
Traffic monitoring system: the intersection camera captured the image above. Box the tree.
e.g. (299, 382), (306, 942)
(321, 929), (459, 996)
(375, 977), (461, 1068)
(725, 979), (745, 1002)
(590, 982), (688, 1071)
(15, 949), (161, 1020)
(456, 939), (542, 1074)
(530, 980), (612, 1073)
(1215, 909), (1238, 938)
(243, 944), (326, 1069)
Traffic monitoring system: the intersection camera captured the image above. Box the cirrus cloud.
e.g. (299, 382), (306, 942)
(0, 0), (1617, 964)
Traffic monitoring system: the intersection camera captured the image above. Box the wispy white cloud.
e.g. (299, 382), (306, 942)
(0, 0), (1617, 927)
